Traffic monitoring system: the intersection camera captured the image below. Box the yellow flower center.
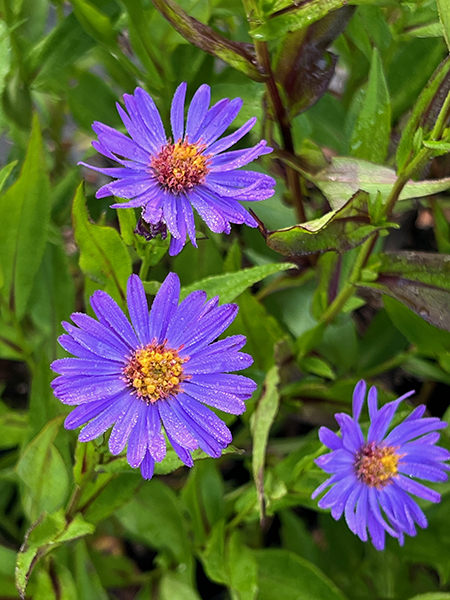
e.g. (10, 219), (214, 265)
(354, 442), (403, 488)
(151, 139), (211, 193)
(123, 342), (188, 404)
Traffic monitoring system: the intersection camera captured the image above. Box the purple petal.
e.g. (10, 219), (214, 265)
(70, 312), (130, 355)
(176, 394), (232, 445)
(165, 290), (208, 348)
(188, 188), (228, 234)
(201, 98), (243, 146)
(395, 474), (441, 503)
(140, 449), (155, 480)
(344, 484), (362, 534)
(385, 418), (447, 446)
(180, 304), (239, 355)
(148, 272), (180, 343)
(162, 190), (181, 238)
(208, 117), (257, 156)
(109, 396), (141, 455)
(92, 121), (149, 165)
(171, 82), (187, 141)
(51, 358), (122, 376)
(335, 413), (364, 453)
(147, 403), (166, 462)
(352, 380), (366, 421)
(65, 396), (115, 430)
(398, 462), (448, 482)
(318, 427), (343, 450)
(317, 474), (355, 511)
(166, 431), (194, 467)
(182, 380), (246, 415)
(127, 274), (150, 345)
(186, 84), (210, 141)
(52, 375), (126, 405)
(210, 141), (272, 172)
(62, 322), (126, 362)
(188, 373), (257, 399)
(158, 400), (198, 450)
(134, 87), (166, 148)
(355, 486), (369, 541)
(78, 390), (131, 441)
(90, 290), (139, 349)
(367, 398), (403, 444)
(127, 403), (148, 468)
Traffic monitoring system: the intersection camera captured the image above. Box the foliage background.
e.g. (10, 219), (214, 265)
(1, 0), (450, 598)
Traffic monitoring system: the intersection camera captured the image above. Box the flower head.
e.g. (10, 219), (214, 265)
(80, 83), (275, 255)
(312, 380), (450, 550)
(51, 273), (256, 480)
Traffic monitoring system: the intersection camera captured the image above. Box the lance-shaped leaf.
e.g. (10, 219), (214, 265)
(0, 116), (50, 320)
(359, 251), (450, 332)
(251, 366), (280, 524)
(397, 56), (450, 171)
(350, 48), (391, 164)
(151, 0), (266, 82)
(250, 0), (351, 41)
(310, 157), (450, 209)
(265, 191), (394, 256)
(437, 0), (450, 52)
(15, 510), (95, 599)
(274, 8), (353, 117)
(72, 184), (132, 307)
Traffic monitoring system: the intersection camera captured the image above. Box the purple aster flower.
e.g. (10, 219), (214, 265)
(51, 273), (256, 480)
(79, 83), (275, 256)
(312, 380), (450, 550)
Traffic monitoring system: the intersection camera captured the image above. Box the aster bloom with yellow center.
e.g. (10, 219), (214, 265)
(51, 273), (256, 480)
(312, 380), (450, 550)
(79, 82), (275, 256)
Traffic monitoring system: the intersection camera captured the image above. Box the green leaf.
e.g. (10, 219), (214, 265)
(0, 401), (27, 449)
(0, 544), (17, 598)
(300, 356), (335, 379)
(397, 56), (450, 172)
(0, 115), (50, 319)
(68, 71), (122, 131)
(266, 191), (393, 256)
(16, 511), (95, 599)
(350, 48), (391, 163)
(226, 530), (258, 600)
(437, 0), (450, 52)
(255, 549), (348, 600)
(28, 236), (75, 346)
(0, 160), (17, 194)
(180, 263), (297, 303)
(151, 0), (266, 81)
(160, 574), (202, 600)
(71, 0), (116, 47)
(251, 0), (350, 41)
(407, 595), (450, 600)
(27, 14), (95, 89)
(16, 417), (70, 521)
(359, 251), (450, 331)
(72, 184), (132, 307)
(201, 520), (228, 586)
(251, 365), (280, 523)
(81, 473), (141, 524)
(181, 460), (225, 546)
(74, 540), (108, 600)
(311, 157), (450, 209)
(116, 480), (193, 582)
(383, 296), (450, 356)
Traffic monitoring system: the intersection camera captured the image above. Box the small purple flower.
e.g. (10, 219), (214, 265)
(312, 380), (450, 550)
(80, 83), (275, 256)
(51, 273), (256, 480)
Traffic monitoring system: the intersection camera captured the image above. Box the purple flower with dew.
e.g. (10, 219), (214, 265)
(312, 380), (450, 550)
(79, 82), (275, 256)
(51, 273), (256, 480)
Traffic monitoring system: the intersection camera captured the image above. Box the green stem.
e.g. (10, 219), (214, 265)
(319, 237), (375, 325)
(139, 254), (151, 281)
